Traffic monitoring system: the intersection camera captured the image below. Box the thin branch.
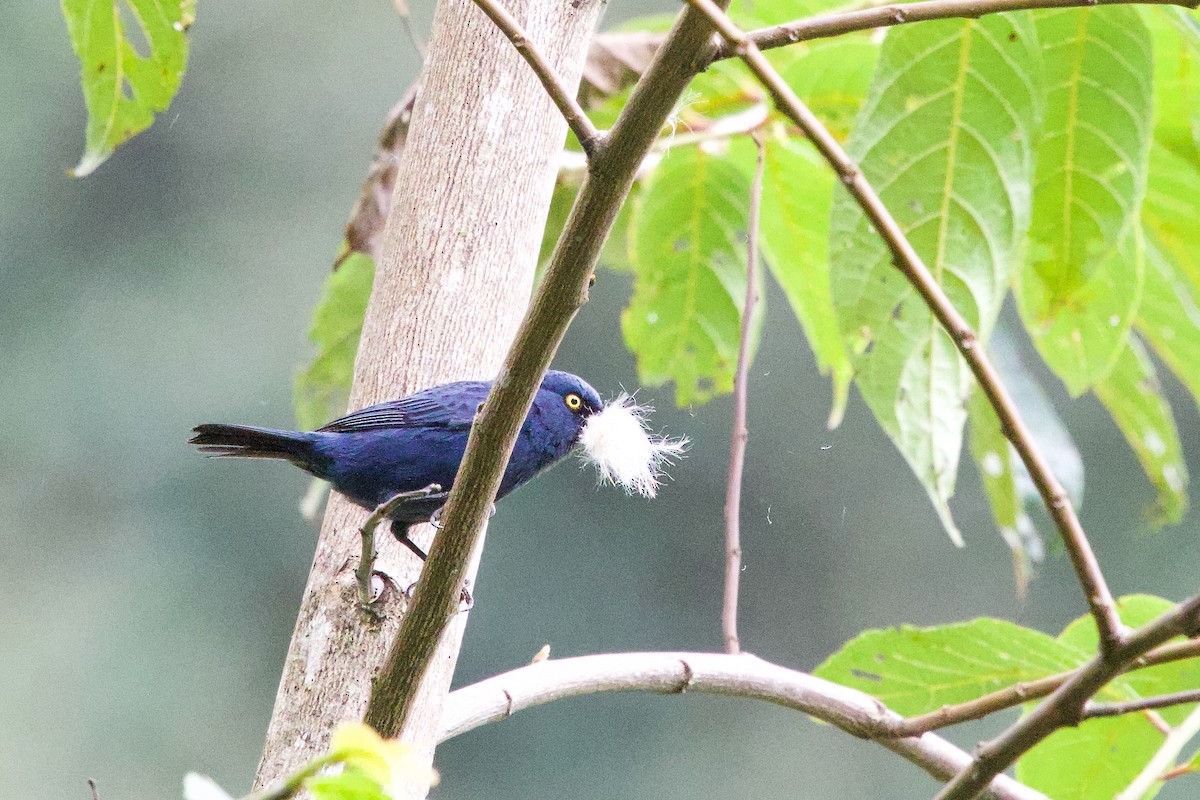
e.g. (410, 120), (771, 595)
(885, 636), (1200, 736)
(471, 0), (602, 156)
(708, 0), (1200, 62)
(935, 595), (1200, 800)
(680, 0), (1124, 655)
(722, 136), (765, 654)
(1085, 688), (1200, 720)
(1115, 705), (1200, 800)
(365, 0), (745, 736)
(439, 652), (1047, 800)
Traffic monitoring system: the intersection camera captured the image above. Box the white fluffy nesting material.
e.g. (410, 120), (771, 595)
(578, 394), (688, 498)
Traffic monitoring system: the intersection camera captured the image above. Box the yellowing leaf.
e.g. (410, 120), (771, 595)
(329, 723), (437, 792)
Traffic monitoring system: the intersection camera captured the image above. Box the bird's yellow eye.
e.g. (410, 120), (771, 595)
(565, 393), (583, 411)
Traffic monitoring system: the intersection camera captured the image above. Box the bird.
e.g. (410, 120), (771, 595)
(190, 370), (604, 560)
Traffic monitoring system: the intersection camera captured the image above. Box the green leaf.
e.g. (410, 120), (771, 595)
(969, 389), (1038, 594)
(1143, 143), (1200, 288)
(1017, 715), (1164, 800)
(538, 182), (579, 282)
(1137, 236), (1200, 405)
(623, 147), (759, 406)
(293, 254), (375, 430)
(1148, 7), (1200, 162)
(814, 618), (1085, 715)
(62, 0), (196, 177)
(759, 137), (852, 427)
(732, 0), (855, 25)
(830, 14), (1042, 544)
(967, 326), (1083, 592)
(776, 36), (879, 140)
(1094, 337), (1188, 525)
(307, 770), (390, 800)
(1017, 7), (1153, 394)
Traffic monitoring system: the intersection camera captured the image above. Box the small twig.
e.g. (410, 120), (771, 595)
(707, 0), (1200, 62)
(876, 637), (1200, 737)
(355, 485), (442, 608)
(721, 135), (765, 655)
(935, 595), (1200, 800)
(1085, 688), (1200, 719)
(1116, 704), (1200, 800)
(439, 651), (1046, 800)
(680, 0), (1124, 655)
(86, 779), (100, 800)
(470, 0), (602, 156)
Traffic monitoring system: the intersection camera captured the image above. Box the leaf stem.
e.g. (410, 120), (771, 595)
(1115, 704), (1200, 800)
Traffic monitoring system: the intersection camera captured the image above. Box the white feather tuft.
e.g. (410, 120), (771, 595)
(577, 394), (688, 498)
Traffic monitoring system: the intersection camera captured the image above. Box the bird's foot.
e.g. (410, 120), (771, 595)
(358, 570), (399, 618)
(400, 578), (475, 610)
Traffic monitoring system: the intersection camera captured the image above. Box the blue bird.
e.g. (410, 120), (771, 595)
(190, 370), (603, 560)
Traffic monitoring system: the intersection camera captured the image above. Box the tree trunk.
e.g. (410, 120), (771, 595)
(253, 0), (604, 786)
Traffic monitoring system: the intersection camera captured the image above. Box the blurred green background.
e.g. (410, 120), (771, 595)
(4, 3), (1200, 799)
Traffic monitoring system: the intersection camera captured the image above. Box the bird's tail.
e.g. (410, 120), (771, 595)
(189, 424), (319, 470)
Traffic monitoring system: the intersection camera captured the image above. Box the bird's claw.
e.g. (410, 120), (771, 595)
(401, 578), (475, 611)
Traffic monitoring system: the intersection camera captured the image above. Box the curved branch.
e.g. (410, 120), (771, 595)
(439, 652), (1047, 800)
(681, 0), (1123, 655)
(710, 0), (1200, 62)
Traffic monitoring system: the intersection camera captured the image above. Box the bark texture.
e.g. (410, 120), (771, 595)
(253, 0), (605, 785)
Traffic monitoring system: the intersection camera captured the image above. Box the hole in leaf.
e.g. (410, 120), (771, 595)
(118, 1), (152, 59)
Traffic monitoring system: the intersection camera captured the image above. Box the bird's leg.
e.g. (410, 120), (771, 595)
(355, 483), (442, 609)
(394, 527), (428, 562)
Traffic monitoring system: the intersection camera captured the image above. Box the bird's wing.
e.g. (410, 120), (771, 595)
(318, 382), (485, 433)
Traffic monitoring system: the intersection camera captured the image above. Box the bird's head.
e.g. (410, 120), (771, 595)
(541, 370), (688, 498)
(540, 370), (604, 421)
